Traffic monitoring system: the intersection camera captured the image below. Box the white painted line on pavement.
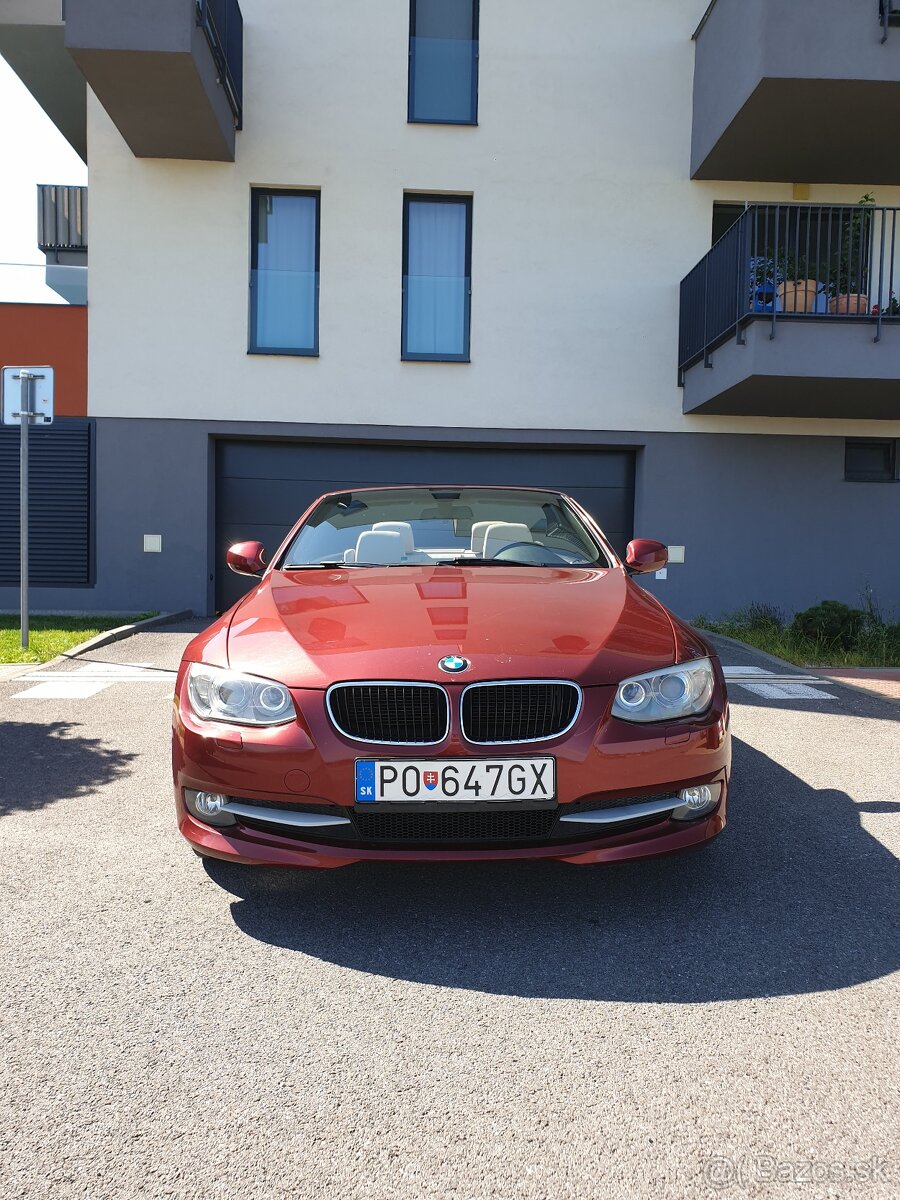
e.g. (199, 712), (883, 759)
(723, 666), (823, 682)
(722, 665), (839, 701)
(738, 682), (838, 701)
(11, 661), (177, 699)
(12, 680), (111, 700)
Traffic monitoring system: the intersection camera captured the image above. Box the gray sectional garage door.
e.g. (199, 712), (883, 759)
(215, 440), (635, 610)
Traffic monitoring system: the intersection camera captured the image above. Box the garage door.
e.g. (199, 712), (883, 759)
(215, 440), (635, 611)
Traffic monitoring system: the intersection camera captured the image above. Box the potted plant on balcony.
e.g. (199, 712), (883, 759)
(828, 194), (875, 315)
(777, 251), (821, 313)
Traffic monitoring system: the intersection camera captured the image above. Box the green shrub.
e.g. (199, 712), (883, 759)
(694, 600), (900, 667)
(856, 620), (900, 662)
(790, 600), (865, 649)
(742, 602), (785, 632)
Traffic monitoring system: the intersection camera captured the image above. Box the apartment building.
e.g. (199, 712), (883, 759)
(0, 0), (898, 618)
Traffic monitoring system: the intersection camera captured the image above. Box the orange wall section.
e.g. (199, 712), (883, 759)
(0, 303), (87, 417)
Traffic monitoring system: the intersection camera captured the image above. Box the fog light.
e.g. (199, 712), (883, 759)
(681, 785), (712, 809)
(196, 791), (226, 815)
(185, 788), (236, 827)
(671, 782), (721, 822)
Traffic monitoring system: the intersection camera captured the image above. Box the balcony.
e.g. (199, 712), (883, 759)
(0, 1), (86, 159)
(692, 0), (900, 183)
(0, 0), (242, 162)
(65, 0), (242, 160)
(679, 203), (900, 419)
(38, 184), (87, 305)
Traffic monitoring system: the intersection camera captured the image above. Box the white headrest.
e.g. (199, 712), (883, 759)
(355, 530), (403, 565)
(342, 548), (356, 563)
(483, 522), (533, 559)
(470, 520), (495, 557)
(373, 521), (415, 556)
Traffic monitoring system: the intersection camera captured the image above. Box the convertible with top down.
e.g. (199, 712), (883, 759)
(172, 485), (731, 867)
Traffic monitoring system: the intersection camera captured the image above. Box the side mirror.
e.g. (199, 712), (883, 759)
(227, 540), (267, 577)
(625, 538), (668, 574)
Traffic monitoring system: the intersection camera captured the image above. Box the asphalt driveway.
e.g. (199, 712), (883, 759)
(0, 619), (897, 1198)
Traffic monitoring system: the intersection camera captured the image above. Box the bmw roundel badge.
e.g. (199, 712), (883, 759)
(438, 654), (470, 674)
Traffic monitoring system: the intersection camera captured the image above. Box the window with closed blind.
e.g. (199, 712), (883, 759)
(402, 194), (472, 362)
(249, 189), (320, 356)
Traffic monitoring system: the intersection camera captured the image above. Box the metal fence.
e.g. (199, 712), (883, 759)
(196, 0), (243, 129)
(678, 202), (900, 378)
(37, 185), (87, 252)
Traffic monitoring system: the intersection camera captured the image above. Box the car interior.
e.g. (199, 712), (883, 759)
(281, 489), (611, 569)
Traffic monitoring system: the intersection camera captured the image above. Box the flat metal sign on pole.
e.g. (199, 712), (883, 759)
(1, 366), (54, 650)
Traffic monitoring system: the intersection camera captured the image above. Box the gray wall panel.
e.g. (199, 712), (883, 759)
(637, 433), (900, 620)
(2, 419), (898, 625)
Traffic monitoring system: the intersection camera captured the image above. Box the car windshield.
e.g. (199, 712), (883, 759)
(281, 487), (611, 569)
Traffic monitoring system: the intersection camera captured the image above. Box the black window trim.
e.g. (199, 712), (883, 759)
(844, 437), (898, 483)
(248, 187), (321, 358)
(401, 192), (473, 364)
(407, 0), (480, 126)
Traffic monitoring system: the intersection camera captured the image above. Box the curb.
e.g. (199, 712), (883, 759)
(696, 628), (900, 705)
(0, 663), (34, 681)
(54, 610), (194, 664)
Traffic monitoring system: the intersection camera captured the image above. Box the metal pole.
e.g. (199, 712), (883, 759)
(19, 370), (32, 650)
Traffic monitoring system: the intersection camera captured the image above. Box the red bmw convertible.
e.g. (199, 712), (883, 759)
(172, 486), (730, 868)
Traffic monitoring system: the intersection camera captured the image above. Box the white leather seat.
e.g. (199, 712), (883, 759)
(355, 530), (404, 565)
(373, 521), (415, 555)
(470, 520), (495, 558)
(482, 522), (533, 560)
(372, 521), (433, 563)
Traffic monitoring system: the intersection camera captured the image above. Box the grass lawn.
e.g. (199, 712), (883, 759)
(0, 613), (157, 664)
(695, 615), (900, 669)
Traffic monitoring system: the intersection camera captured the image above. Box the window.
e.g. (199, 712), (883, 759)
(844, 439), (897, 482)
(409, 0), (478, 124)
(402, 195), (472, 361)
(250, 189), (319, 355)
(281, 488), (609, 569)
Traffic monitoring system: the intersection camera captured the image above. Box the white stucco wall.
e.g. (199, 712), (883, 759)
(85, 0), (900, 437)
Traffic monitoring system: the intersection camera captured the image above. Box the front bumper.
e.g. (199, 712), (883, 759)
(172, 668), (731, 868)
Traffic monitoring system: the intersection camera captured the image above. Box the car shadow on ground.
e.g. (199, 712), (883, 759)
(204, 737), (900, 1004)
(0, 721), (137, 817)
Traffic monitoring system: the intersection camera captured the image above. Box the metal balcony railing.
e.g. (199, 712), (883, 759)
(678, 202), (900, 380)
(37, 184), (87, 252)
(196, 0), (243, 129)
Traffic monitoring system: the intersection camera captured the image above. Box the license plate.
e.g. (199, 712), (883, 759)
(355, 758), (556, 803)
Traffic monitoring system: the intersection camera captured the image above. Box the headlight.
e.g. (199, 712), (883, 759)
(612, 657), (714, 723)
(186, 663), (296, 726)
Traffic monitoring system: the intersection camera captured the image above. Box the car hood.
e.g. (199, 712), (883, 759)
(223, 565), (677, 688)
